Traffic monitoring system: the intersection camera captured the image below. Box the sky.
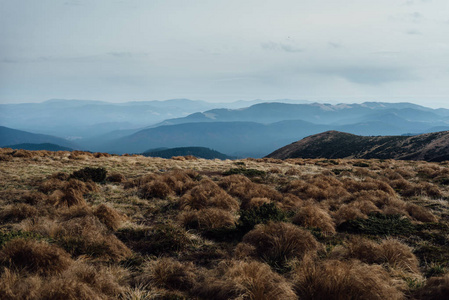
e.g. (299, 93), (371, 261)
(1, 0), (449, 108)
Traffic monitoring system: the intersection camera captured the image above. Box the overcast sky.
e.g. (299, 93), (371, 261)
(1, 0), (448, 107)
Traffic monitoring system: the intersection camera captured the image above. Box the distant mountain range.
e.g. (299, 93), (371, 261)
(266, 130), (449, 162)
(142, 146), (232, 160)
(0, 98), (310, 139)
(0, 126), (77, 149)
(5, 143), (73, 152)
(1, 99), (449, 158)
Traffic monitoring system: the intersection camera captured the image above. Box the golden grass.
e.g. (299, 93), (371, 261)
(293, 255), (404, 300)
(1, 149), (449, 299)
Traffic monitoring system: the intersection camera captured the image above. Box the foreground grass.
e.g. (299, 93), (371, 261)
(1, 148), (449, 299)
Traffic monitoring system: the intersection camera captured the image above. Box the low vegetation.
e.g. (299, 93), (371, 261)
(1, 147), (449, 299)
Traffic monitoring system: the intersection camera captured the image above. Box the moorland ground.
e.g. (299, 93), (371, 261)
(1, 148), (449, 299)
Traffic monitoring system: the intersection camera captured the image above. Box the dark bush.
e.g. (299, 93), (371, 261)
(70, 167), (107, 183)
(238, 203), (287, 233)
(337, 213), (415, 236)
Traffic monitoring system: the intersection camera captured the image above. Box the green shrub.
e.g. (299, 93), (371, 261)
(238, 203), (287, 233)
(0, 231), (45, 248)
(70, 167), (107, 183)
(337, 213), (415, 236)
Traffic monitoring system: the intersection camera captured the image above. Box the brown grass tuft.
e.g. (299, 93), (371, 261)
(140, 180), (171, 199)
(331, 237), (420, 275)
(293, 256), (404, 300)
(181, 178), (239, 211)
(0, 268), (42, 300)
(179, 208), (236, 230)
(292, 205), (336, 234)
(21, 191), (48, 205)
(52, 188), (87, 207)
(0, 239), (72, 275)
(415, 273), (449, 300)
(194, 260), (297, 300)
(138, 257), (198, 291)
(94, 204), (125, 231)
(406, 203), (438, 222)
(240, 222), (319, 266)
(0, 203), (38, 223)
(106, 172), (126, 183)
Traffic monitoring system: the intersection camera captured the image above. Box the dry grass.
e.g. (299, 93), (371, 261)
(240, 222), (319, 267)
(416, 273), (449, 300)
(137, 257), (198, 291)
(180, 208), (236, 230)
(0, 239), (73, 275)
(180, 178), (239, 211)
(94, 203), (125, 231)
(293, 255), (404, 300)
(292, 205), (336, 234)
(194, 260), (297, 300)
(1, 149), (449, 298)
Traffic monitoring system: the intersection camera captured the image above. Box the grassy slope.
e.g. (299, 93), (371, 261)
(1, 149), (449, 299)
(267, 130), (449, 162)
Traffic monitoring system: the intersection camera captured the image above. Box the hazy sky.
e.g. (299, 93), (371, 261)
(1, 0), (449, 107)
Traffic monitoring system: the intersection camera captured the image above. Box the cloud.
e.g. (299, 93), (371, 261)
(314, 66), (416, 85)
(261, 42), (304, 53)
(64, 0), (83, 6)
(328, 42), (342, 49)
(107, 52), (149, 58)
(406, 29), (422, 34)
(1, 52), (149, 64)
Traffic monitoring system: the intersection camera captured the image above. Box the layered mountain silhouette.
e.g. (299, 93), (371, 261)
(266, 130), (449, 162)
(2, 100), (449, 158)
(5, 143), (73, 151)
(0, 126), (77, 149)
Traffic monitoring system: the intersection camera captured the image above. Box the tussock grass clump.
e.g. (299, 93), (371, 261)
(293, 256), (404, 300)
(116, 223), (191, 256)
(71, 167), (107, 183)
(0, 238), (72, 275)
(239, 222), (319, 269)
(180, 208), (236, 230)
(283, 175), (349, 201)
(60, 261), (127, 298)
(406, 203), (438, 223)
(194, 260), (297, 300)
(106, 172), (126, 183)
(55, 215), (132, 261)
(51, 188), (86, 208)
(219, 175), (283, 208)
(94, 204), (125, 231)
(138, 257), (198, 291)
(22, 191), (48, 205)
(0, 268), (42, 300)
(181, 178), (239, 211)
(292, 205), (336, 234)
(0, 203), (38, 223)
(140, 180), (171, 199)
(415, 273), (449, 300)
(331, 237), (420, 275)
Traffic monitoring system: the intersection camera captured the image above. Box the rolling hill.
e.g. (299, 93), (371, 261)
(142, 146), (232, 160)
(266, 130), (449, 162)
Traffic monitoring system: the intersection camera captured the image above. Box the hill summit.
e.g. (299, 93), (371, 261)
(266, 130), (449, 162)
